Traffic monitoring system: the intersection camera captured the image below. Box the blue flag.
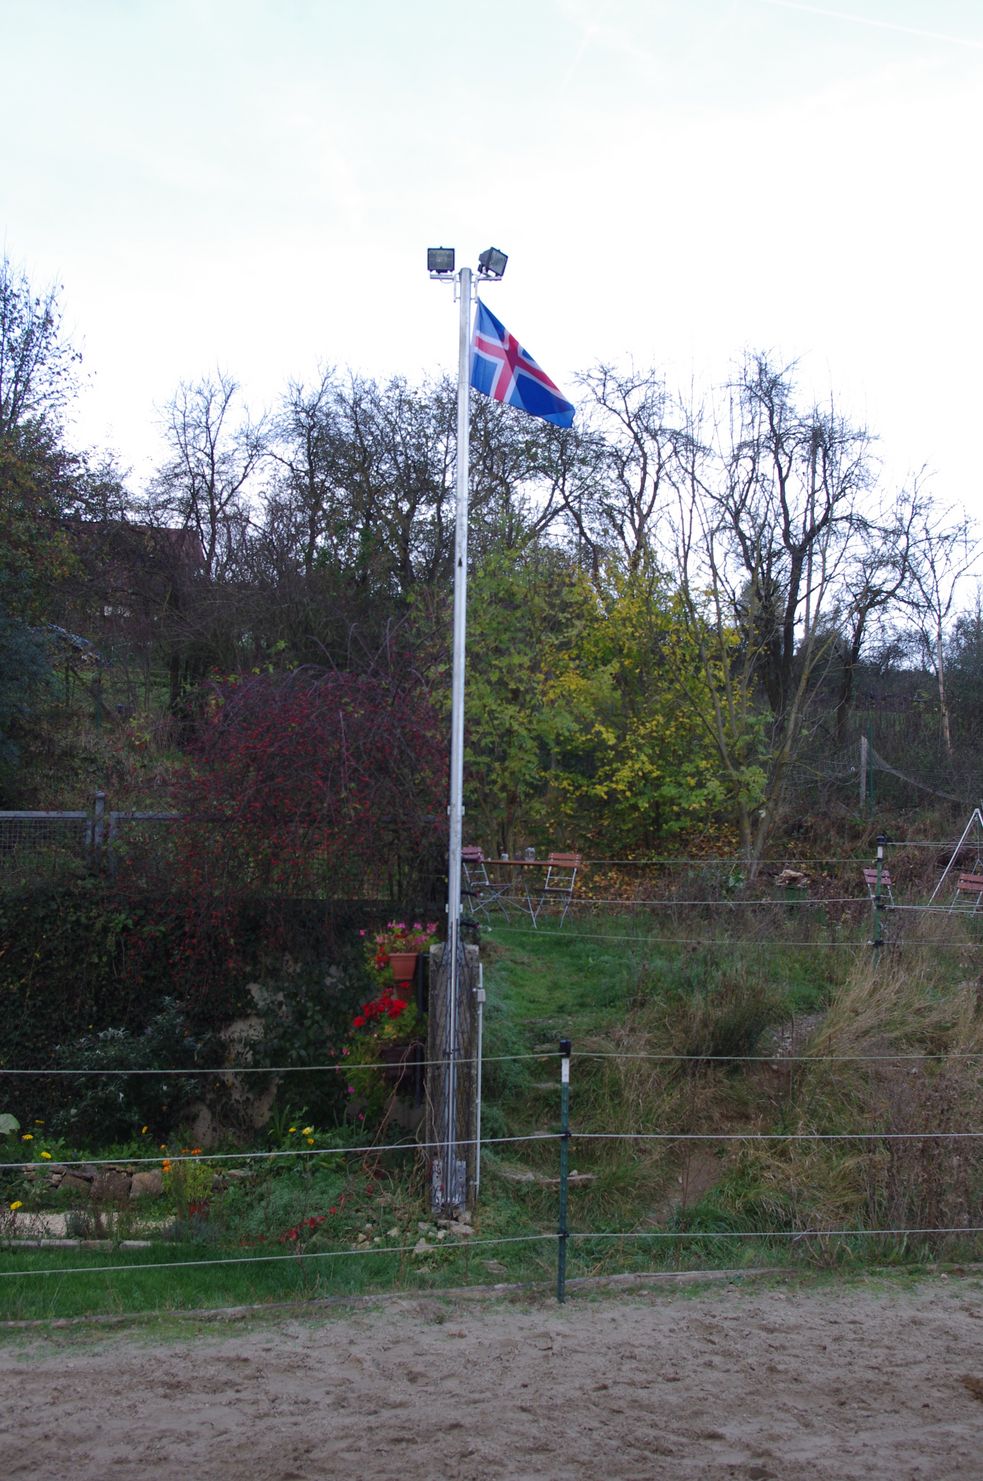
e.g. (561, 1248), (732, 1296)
(470, 300), (574, 428)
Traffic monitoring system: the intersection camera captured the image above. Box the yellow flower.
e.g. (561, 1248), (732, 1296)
(21, 1133), (33, 1141)
(288, 1126), (296, 1134)
(301, 1126), (313, 1136)
(141, 1126), (148, 1135)
(9, 1201), (22, 1211)
(306, 1137), (315, 1146)
(40, 1151), (52, 1161)
(34, 1119), (44, 1125)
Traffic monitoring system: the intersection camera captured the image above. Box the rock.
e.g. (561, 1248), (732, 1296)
(92, 1170), (132, 1203)
(60, 1173), (93, 1196)
(129, 1170), (164, 1200)
(413, 1238), (434, 1255)
(436, 1229), (447, 1241)
(448, 1221), (475, 1237)
(386, 1227), (400, 1239)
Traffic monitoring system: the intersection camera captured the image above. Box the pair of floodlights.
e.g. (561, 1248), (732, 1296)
(427, 246), (507, 280)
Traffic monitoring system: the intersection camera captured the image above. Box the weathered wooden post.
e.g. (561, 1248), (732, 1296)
(427, 940), (479, 1214)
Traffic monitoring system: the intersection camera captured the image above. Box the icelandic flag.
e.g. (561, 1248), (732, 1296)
(470, 300), (574, 428)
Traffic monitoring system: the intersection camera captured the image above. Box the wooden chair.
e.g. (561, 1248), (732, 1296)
(532, 852), (582, 927)
(862, 867), (894, 906)
(949, 872), (983, 912)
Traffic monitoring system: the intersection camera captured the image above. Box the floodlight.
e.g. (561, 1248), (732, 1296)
(428, 247), (456, 274)
(477, 246), (508, 278)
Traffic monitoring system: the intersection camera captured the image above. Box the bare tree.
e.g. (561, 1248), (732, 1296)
(674, 354), (880, 869)
(149, 372), (267, 580)
(573, 365), (684, 577)
(904, 505), (979, 758)
(266, 369), (343, 581)
(829, 482), (922, 743)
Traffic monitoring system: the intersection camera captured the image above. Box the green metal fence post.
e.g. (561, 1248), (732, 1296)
(557, 1038), (571, 1304)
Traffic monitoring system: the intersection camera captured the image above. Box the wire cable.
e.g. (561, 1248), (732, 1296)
(0, 1050), (556, 1078)
(0, 1232), (558, 1281)
(0, 1130), (558, 1171)
(570, 1130), (983, 1142)
(568, 1225), (983, 1241)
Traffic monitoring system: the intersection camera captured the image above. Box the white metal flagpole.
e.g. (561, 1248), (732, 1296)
(440, 262), (472, 1209)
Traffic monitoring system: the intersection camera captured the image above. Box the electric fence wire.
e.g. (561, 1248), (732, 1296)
(5, 1226), (983, 1287)
(558, 895), (871, 909)
(5, 1124), (983, 1174)
(0, 1130), (560, 1171)
(5, 1042), (983, 1080)
(0, 1231), (559, 1281)
(567, 1226), (983, 1243)
(0, 1050), (559, 1078)
(569, 1130), (983, 1143)
(551, 854), (945, 866)
(482, 924), (983, 947)
(480, 924), (983, 947)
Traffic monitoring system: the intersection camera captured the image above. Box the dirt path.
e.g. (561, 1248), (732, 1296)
(3, 1275), (982, 1480)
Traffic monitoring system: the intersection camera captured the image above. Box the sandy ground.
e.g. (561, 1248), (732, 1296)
(2, 1275), (982, 1480)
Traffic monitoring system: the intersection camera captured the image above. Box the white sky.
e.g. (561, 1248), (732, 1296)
(4, 0), (983, 526)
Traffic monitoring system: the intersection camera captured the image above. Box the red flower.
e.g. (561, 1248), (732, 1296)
(352, 1014), (367, 1028)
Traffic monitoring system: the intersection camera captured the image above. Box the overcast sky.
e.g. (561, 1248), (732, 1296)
(5, 0), (983, 529)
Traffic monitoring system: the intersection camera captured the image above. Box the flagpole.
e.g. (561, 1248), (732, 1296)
(441, 262), (471, 1210)
(429, 242), (568, 1211)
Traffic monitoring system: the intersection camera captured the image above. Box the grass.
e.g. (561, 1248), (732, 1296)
(3, 907), (982, 1324)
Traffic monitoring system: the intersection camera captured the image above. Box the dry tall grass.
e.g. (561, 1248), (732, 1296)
(745, 935), (983, 1250)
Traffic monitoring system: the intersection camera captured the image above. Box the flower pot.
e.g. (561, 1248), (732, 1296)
(388, 951), (419, 985)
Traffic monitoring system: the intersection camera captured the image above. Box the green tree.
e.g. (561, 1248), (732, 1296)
(543, 564), (723, 851)
(0, 257), (86, 794)
(462, 544), (590, 851)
